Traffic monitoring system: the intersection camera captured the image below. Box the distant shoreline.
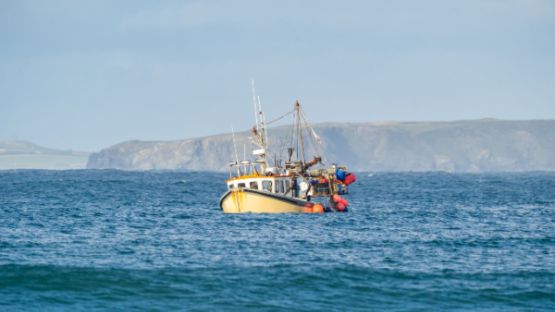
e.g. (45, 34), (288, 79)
(88, 119), (555, 173)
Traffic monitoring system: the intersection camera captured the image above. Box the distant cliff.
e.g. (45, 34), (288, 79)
(87, 119), (555, 172)
(0, 140), (89, 169)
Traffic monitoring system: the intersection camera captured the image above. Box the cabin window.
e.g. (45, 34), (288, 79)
(238, 183), (246, 188)
(249, 181), (259, 190)
(262, 180), (273, 192)
(284, 180), (291, 193)
(228, 184), (235, 190)
(276, 180), (284, 193)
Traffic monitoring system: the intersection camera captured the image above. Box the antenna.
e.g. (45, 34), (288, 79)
(231, 127), (240, 176)
(257, 95), (268, 149)
(251, 79), (259, 131)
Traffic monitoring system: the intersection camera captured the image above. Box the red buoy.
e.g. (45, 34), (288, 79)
(344, 173), (357, 185)
(336, 202), (346, 211)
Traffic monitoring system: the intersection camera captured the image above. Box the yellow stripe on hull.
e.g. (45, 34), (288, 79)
(220, 189), (307, 213)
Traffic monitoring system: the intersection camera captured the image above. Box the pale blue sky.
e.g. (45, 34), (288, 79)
(1, 0), (554, 151)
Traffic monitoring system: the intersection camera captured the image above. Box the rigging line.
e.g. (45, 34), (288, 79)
(299, 107), (328, 164)
(301, 107), (328, 163)
(265, 109), (295, 125)
(299, 107), (319, 147)
(298, 105), (305, 164)
(301, 108), (322, 149)
(302, 117), (319, 159)
(299, 106), (320, 142)
(301, 112), (319, 145)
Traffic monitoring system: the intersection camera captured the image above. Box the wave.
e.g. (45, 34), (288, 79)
(1, 264), (553, 311)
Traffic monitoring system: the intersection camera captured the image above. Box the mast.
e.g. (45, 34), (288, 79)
(295, 101), (305, 165)
(250, 81), (268, 172)
(231, 127), (241, 176)
(257, 95), (268, 149)
(251, 79), (259, 132)
(290, 100), (322, 173)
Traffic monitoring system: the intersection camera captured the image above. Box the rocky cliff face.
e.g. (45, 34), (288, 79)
(87, 119), (555, 172)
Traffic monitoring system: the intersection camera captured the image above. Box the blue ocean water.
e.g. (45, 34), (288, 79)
(0, 170), (554, 311)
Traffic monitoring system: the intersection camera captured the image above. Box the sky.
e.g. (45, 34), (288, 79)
(1, 0), (554, 151)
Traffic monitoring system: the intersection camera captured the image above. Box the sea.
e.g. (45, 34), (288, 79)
(0, 170), (554, 311)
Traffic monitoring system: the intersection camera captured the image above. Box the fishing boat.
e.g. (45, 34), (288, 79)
(219, 89), (356, 214)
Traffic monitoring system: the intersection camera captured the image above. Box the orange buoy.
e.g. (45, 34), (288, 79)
(312, 204), (324, 213)
(302, 202), (314, 213)
(336, 202), (346, 211)
(332, 194), (341, 202)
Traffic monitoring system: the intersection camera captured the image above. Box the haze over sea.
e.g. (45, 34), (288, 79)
(1, 170), (553, 311)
